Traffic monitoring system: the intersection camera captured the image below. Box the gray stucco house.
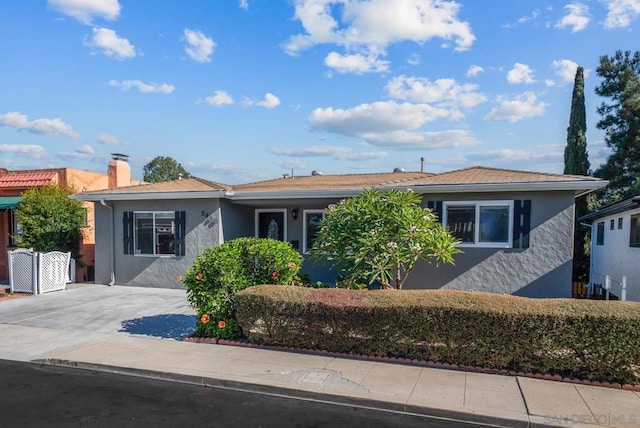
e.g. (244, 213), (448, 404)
(73, 163), (606, 298)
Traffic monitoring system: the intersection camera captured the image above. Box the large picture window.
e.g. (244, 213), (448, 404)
(134, 212), (176, 255)
(443, 201), (513, 248)
(630, 214), (640, 247)
(303, 210), (325, 253)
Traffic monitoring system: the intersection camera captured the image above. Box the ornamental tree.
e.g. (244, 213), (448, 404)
(309, 189), (461, 290)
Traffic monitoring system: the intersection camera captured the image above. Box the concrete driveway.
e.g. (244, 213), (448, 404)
(0, 283), (195, 361)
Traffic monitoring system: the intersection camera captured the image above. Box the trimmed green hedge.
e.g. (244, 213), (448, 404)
(236, 285), (640, 384)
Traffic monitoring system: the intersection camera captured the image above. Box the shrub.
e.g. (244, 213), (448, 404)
(237, 285), (640, 385)
(184, 237), (302, 338)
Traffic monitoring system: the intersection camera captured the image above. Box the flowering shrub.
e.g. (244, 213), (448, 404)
(309, 188), (461, 289)
(184, 237), (302, 338)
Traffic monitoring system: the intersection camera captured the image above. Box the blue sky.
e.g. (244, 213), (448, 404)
(1, 1), (638, 183)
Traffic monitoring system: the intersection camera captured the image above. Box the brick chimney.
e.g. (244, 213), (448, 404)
(107, 153), (131, 189)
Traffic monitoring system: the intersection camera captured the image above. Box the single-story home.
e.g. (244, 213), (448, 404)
(73, 164), (606, 298)
(579, 195), (640, 301)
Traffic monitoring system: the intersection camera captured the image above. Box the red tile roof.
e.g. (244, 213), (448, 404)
(0, 172), (58, 189)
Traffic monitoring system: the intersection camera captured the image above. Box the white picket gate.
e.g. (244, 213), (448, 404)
(8, 249), (71, 295)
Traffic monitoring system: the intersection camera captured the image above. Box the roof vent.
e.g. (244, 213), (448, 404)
(393, 167), (405, 173)
(311, 170), (323, 176)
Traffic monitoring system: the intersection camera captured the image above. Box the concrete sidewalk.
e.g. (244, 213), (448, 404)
(1, 284), (639, 427)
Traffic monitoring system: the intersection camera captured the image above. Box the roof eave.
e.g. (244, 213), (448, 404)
(72, 190), (228, 201)
(229, 180), (608, 200)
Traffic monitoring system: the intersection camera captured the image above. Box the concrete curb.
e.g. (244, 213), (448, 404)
(34, 358), (531, 428)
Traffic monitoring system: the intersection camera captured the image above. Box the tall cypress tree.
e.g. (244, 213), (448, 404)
(564, 66), (591, 284)
(564, 66), (590, 175)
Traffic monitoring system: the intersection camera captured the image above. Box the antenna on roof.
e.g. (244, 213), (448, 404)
(420, 157), (425, 173)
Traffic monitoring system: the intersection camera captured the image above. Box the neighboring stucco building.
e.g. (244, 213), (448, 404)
(73, 166), (606, 297)
(0, 154), (140, 283)
(579, 195), (640, 301)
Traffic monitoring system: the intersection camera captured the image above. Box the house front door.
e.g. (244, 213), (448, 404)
(257, 211), (285, 241)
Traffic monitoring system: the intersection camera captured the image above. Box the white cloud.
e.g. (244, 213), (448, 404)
(76, 144), (94, 154)
(555, 3), (590, 32)
(184, 29), (215, 63)
(324, 51), (389, 73)
(239, 0), (249, 9)
(270, 145), (387, 161)
(465, 147), (564, 172)
(548, 59), (590, 86)
(364, 129), (478, 150)
(48, 0), (120, 24)
(205, 90), (234, 106)
(285, 0), (475, 73)
(0, 111), (79, 139)
(0, 144), (48, 158)
(466, 65), (484, 77)
(247, 93), (281, 109)
(310, 101), (454, 135)
(386, 75), (487, 109)
(507, 63), (536, 84)
(308, 101), (476, 150)
(602, 0), (640, 28)
(84, 27), (136, 60)
(109, 79), (175, 94)
(484, 92), (548, 122)
(96, 133), (127, 145)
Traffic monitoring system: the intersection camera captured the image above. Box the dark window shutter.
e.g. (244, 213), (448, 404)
(513, 200), (531, 248)
(426, 200), (443, 223)
(174, 211), (186, 256)
(123, 211), (134, 254)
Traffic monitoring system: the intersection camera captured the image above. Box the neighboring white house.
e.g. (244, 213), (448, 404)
(580, 196), (640, 301)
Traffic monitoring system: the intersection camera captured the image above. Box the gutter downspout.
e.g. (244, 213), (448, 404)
(100, 199), (115, 286)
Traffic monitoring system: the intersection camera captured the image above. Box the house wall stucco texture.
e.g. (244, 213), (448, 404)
(404, 191), (575, 298)
(94, 199), (221, 288)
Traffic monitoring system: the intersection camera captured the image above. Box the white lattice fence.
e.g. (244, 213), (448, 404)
(8, 249), (71, 295)
(8, 249), (37, 294)
(38, 251), (71, 294)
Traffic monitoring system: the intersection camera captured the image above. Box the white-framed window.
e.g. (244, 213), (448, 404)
(443, 201), (513, 248)
(134, 211), (176, 256)
(255, 209), (287, 241)
(303, 210), (325, 253)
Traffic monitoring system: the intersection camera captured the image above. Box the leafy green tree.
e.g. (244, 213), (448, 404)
(142, 156), (191, 183)
(564, 65), (591, 282)
(310, 189), (461, 290)
(594, 50), (640, 203)
(15, 185), (86, 259)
